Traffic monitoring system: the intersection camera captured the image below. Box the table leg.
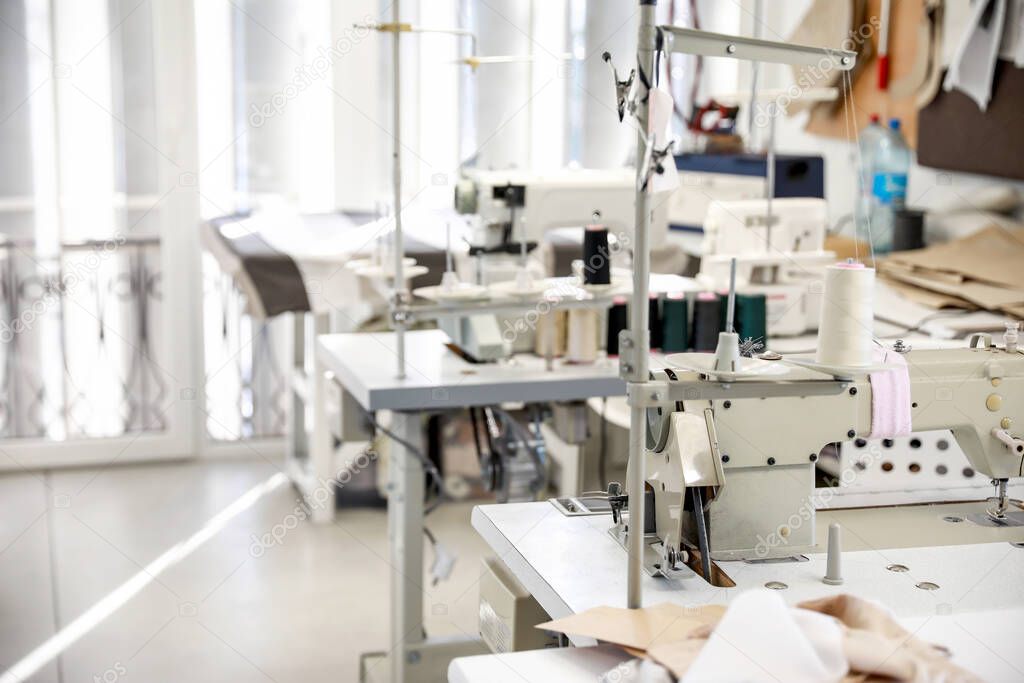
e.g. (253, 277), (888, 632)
(389, 411), (424, 683)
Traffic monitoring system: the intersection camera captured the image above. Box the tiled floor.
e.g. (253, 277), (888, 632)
(0, 457), (491, 682)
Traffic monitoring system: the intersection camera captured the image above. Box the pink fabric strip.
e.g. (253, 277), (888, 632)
(868, 347), (912, 439)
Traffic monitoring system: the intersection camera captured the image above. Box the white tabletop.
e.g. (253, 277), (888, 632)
(448, 645), (631, 683)
(466, 501), (1024, 680)
(317, 330), (632, 411)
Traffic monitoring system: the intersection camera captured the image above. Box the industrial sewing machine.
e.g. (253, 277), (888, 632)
(697, 197), (834, 336)
(455, 167), (667, 253)
(620, 326), (1024, 581)
(440, 168), (670, 361)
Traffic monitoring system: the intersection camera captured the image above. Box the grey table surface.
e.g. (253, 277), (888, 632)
(317, 329), (640, 411)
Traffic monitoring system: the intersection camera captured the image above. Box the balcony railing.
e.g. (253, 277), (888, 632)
(0, 237), (286, 442)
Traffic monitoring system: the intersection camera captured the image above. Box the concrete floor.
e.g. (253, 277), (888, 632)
(0, 457), (492, 683)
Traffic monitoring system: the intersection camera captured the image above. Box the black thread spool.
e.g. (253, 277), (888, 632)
(605, 296), (628, 356)
(892, 209), (925, 252)
(648, 294), (663, 349)
(691, 292), (722, 352)
(582, 224), (611, 286)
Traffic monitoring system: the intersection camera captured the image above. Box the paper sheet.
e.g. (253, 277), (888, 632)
(943, 0), (1007, 110)
(883, 225), (1024, 291)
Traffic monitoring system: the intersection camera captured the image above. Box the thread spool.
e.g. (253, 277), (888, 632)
(691, 293), (722, 352)
(534, 309), (567, 357)
(648, 294), (663, 349)
(661, 293), (689, 352)
(892, 209), (925, 252)
(815, 262), (875, 367)
(735, 293), (767, 347)
(582, 224), (611, 286)
(566, 309), (599, 363)
(605, 296), (628, 355)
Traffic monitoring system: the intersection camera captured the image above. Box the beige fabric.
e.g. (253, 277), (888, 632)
(800, 595), (982, 683)
(538, 595), (980, 682)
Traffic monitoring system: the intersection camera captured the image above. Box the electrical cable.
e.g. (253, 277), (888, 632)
(875, 309), (972, 338)
(482, 407), (503, 492)
(530, 405), (550, 493)
(468, 406), (489, 486)
(492, 407), (547, 495)
(362, 409), (446, 515)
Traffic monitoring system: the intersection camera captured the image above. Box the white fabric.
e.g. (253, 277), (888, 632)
(599, 658), (673, 683)
(682, 590), (848, 683)
(647, 71), (679, 195)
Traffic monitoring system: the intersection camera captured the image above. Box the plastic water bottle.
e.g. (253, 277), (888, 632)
(856, 114), (885, 236)
(869, 118), (911, 253)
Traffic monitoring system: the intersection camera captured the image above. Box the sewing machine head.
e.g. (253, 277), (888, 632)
(455, 167), (667, 253)
(698, 198), (834, 337)
(639, 332), (1024, 575)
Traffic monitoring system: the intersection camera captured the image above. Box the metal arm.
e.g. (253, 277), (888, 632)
(659, 26), (855, 70)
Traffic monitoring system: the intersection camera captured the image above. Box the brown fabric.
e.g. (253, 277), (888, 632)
(206, 215), (311, 318)
(918, 61), (1024, 180)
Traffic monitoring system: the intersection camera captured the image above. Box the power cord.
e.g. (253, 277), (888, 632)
(362, 409), (447, 515)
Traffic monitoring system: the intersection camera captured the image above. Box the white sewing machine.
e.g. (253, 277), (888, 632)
(697, 197), (835, 336)
(628, 327), (1024, 580)
(455, 167), (667, 252)
(441, 167), (668, 361)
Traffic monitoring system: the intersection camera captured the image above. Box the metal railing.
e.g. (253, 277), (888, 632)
(0, 236), (287, 441)
(0, 236), (165, 439)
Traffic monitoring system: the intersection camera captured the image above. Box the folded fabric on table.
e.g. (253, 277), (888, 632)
(545, 592), (981, 682)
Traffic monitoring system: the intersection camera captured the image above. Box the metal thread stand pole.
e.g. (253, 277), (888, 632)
(392, 0), (406, 380)
(626, 0), (658, 610)
(765, 108), (776, 252)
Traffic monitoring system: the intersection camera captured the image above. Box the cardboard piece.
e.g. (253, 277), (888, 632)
(880, 266), (1024, 309)
(535, 602), (725, 652)
(883, 225), (1024, 290)
(790, 0), (930, 145)
(880, 276), (977, 310)
(874, 225), (1024, 315)
(824, 234), (873, 263)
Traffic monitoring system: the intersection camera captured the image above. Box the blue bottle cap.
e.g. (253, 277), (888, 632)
(888, 118), (901, 130)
